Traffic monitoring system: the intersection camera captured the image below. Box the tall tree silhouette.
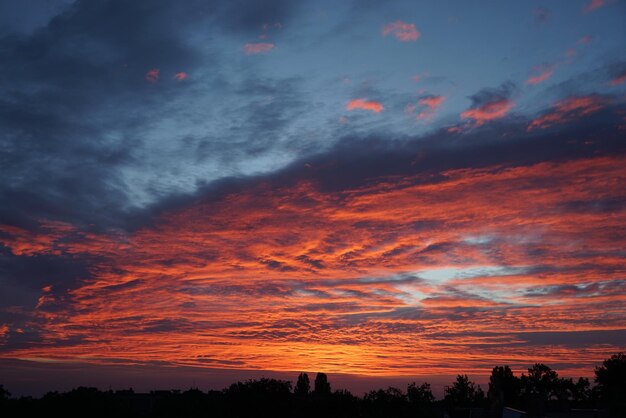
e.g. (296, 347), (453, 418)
(520, 363), (560, 416)
(488, 365), (521, 416)
(444, 374), (485, 407)
(294, 372), (310, 396)
(595, 352), (626, 417)
(313, 372), (331, 396)
(407, 382), (434, 405)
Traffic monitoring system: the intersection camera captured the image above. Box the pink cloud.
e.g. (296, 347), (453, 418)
(460, 99), (514, 127)
(346, 99), (384, 113)
(610, 73), (626, 86)
(585, 0), (605, 12)
(578, 35), (594, 45)
(411, 72), (428, 82)
(174, 72), (188, 81)
(408, 95), (445, 121)
(382, 21), (420, 42)
(528, 96), (605, 131)
(244, 43), (275, 55)
(419, 95), (444, 109)
(145, 68), (159, 83)
(527, 65), (555, 85)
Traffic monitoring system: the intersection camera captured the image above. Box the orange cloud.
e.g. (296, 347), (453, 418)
(145, 68), (159, 83)
(527, 65), (555, 85)
(1, 153), (624, 377)
(419, 95), (444, 109)
(528, 96), (605, 130)
(407, 95), (445, 121)
(174, 72), (188, 81)
(460, 99), (514, 127)
(382, 21), (420, 42)
(244, 43), (275, 55)
(346, 99), (384, 113)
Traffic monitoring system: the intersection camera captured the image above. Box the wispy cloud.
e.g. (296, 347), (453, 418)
(406, 95), (445, 121)
(244, 42), (275, 55)
(527, 65), (555, 85)
(346, 99), (384, 113)
(461, 99), (514, 126)
(528, 96), (605, 130)
(610, 73), (626, 86)
(145, 68), (159, 83)
(382, 21), (420, 42)
(585, 0), (605, 13)
(534, 7), (551, 23)
(3, 149), (624, 375)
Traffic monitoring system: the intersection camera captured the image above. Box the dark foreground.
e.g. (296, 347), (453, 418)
(1, 353), (624, 418)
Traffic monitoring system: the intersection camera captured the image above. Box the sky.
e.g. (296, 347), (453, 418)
(0, 0), (625, 396)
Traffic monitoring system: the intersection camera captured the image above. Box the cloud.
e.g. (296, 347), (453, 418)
(419, 95), (444, 109)
(460, 82), (516, 127)
(407, 95), (445, 121)
(527, 65), (555, 85)
(1, 108), (624, 376)
(174, 72), (188, 81)
(578, 35), (594, 45)
(145, 68), (160, 83)
(346, 99), (384, 113)
(610, 73), (626, 86)
(411, 73), (427, 83)
(534, 7), (551, 23)
(382, 21), (420, 42)
(460, 99), (514, 126)
(528, 96), (606, 130)
(585, 0), (605, 12)
(0, 0), (625, 384)
(243, 42), (275, 55)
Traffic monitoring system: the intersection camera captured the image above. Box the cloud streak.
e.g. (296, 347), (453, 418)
(460, 99), (514, 126)
(528, 96), (605, 130)
(382, 21), (420, 42)
(346, 99), (384, 113)
(244, 42), (275, 55)
(527, 65), (555, 85)
(1, 112), (624, 377)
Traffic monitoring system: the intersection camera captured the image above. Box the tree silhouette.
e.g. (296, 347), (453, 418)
(364, 387), (407, 417)
(488, 365), (521, 416)
(0, 385), (9, 401)
(520, 363), (560, 416)
(407, 382), (434, 405)
(1, 357), (623, 417)
(444, 374), (485, 407)
(313, 372), (331, 396)
(571, 377), (591, 404)
(294, 372), (310, 396)
(595, 352), (626, 417)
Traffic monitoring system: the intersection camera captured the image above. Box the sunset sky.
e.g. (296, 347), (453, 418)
(1, 0), (625, 396)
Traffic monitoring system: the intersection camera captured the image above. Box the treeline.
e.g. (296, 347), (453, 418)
(0, 352), (624, 418)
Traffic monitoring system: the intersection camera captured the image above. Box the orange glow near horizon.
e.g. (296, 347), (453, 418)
(0, 155), (625, 378)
